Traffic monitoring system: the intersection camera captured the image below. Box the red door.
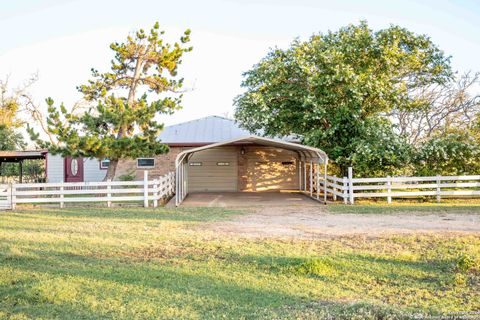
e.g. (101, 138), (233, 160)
(64, 157), (84, 182)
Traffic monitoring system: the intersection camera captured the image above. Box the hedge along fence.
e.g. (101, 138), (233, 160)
(314, 167), (480, 204)
(0, 171), (175, 210)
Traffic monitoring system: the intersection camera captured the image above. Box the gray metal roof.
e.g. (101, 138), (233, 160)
(159, 116), (298, 144)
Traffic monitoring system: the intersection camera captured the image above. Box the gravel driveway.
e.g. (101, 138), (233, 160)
(209, 205), (480, 238)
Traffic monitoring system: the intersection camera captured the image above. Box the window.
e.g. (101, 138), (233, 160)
(217, 162), (230, 166)
(100, 158), (110, 169)
(189, 162), (202, 166)
(137, 158), (155, 168)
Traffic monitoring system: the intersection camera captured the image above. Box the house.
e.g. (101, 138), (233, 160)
(0, 150), (106, 183)
(114, 116), (328, 205)
(46, 154), (107, 183)
(117, 115), (306, 189)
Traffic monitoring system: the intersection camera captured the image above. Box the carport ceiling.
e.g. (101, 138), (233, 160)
(176, 135), (328, 165)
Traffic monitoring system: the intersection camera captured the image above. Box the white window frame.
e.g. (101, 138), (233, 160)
(100, 158), (110, 169)
(137, 158), (155, 168)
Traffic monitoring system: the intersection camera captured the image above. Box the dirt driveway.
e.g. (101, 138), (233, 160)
(209, 205), (480, 239)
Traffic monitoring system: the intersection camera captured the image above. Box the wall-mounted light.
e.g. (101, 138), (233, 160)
(241, 147), (246, 155)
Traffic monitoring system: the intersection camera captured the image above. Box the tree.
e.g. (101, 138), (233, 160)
(389, 72), (480, 145)
(0, 125), (25, 151)
(414, 133), (480, 176)
(345, 119), (413, 177)
(234, 22), (452, 175)
(29, 22), (192, 180)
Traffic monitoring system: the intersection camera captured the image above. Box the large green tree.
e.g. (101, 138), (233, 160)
(234, 22), (452, 175)
(30, 23), (192, 180)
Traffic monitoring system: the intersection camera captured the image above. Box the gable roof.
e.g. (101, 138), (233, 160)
(159, 115), (298, 145)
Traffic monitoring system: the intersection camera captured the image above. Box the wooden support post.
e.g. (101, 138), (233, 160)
(60, 185), (64, 208)
(436, 175), (441, 203)
(107, 179), (112, 208)
(316, 163), (320, 200)
(348, 167), (354, 205)
(386, 176), (392, 204)
(342, 177), (348, 204)
(333, 175), (337, 201)
(143, 170), (149, 208)
(19, 160), (23, 184)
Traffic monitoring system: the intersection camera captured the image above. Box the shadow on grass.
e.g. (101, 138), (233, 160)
(0, 248), (435, 319)
(12, 206), (244, 222)
(1, 248), (320, 319)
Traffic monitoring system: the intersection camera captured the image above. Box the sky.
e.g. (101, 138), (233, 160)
(0, 0), (479, 130)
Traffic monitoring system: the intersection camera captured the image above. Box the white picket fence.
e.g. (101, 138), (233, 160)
(0, 184), (10, 209)
(314, 167), (480, 204)
(0, 171), (175, 210)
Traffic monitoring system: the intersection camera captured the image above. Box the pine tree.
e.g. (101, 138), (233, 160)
(29, 22), (192, 180)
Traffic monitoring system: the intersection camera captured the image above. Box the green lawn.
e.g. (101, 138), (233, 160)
(329, 202), (480, 214)
(1, 207), (479, 319)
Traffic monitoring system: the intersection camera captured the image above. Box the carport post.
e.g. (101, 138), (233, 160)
(309, 161), (313, 196)
(303, 161), (307, 191)
(298, 161), (302, 191)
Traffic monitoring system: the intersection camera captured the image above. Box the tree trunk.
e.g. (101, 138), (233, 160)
(104, 159), (119, 181)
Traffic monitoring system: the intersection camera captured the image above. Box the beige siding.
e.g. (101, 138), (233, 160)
(188, 147), (238, 192)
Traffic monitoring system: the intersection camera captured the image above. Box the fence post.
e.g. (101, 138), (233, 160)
(11, 183), (16, 210)
(386, 176), (392, 204)
(60, 185), (64, 208)
(436, 175), (441, 203)
(143, 171), (149, 208)
(107, 179), (112, 208)
(333, 175), (337, 201)
(342, 177), (348, 204)
(348, 167), (354, 205)
(153, 179), (159, 208)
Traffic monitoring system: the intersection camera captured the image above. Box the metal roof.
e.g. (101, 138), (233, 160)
(0, 150), (47, 162)
(159, 115), (298, 145)
(176, 135), (328, 165)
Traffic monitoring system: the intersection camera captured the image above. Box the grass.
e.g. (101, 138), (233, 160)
(328, 199), (480, 214)
(1, 207), (479, 319)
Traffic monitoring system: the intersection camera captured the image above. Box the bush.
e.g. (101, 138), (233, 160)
(414, 133), (480, 176)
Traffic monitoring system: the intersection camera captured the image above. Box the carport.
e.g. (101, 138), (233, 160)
(175, 135), (328, 206)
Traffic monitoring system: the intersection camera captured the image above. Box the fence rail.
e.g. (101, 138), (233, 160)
(0, 171), (175, 210)
(313, 167), (480, 204)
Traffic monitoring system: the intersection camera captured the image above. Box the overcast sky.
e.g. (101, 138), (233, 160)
(1, 0), (479, 128)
